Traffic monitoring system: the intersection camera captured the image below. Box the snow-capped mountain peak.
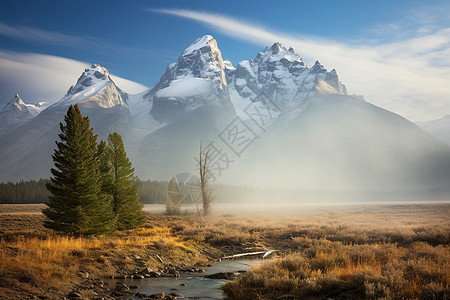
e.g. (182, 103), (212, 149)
(182, 34), (216, 56)
(311, 61), (326, 73)
(146, 34), (233, 123)
(223, 59), (235, 70)
(227, 42), (346, 110)
(66, 64), (112, 96)
(0, 94), (35, 130)
(58, 64), (127, 108)
(1, 94), (49, 117)
(255, 42), (305, 66)
(3, 94), (27, 112)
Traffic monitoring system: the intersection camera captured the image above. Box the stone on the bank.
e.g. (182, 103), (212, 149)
(149, 292), (165, 299)
(169, 292), (184, 298)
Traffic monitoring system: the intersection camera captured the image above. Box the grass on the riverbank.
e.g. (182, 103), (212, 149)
(0, 203), (449, 299)
(0, 215), (208, 299)
(223, 239), (449, 299)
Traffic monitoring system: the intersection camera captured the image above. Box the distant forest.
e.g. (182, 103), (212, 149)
(1, 179), (449, 204)
(0, 179), (169, 204)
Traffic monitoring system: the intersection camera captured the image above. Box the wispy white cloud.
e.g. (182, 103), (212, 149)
(0, 51), (147, 106)
(150, 8), (450, 122)
(0, 22), (105, 50)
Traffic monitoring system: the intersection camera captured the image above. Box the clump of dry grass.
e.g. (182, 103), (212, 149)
(223, 239), (449, 299)
(0, 221), (206, 298)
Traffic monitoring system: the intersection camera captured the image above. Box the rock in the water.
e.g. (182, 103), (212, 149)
(169, 292), (184, 298)
(149, 292), (165, 299)
(204, 272), (238, 280)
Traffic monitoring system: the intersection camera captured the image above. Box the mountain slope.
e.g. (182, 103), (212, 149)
(133, 35), (236, 178)
(0, 65), (132, 181)
(226, 94), (450, 190)
(417, 115), (450, 146)
(0, 94), (49, 132)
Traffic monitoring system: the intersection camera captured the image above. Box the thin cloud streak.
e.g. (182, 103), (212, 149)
(150, 9), (450, 122)
(0, 22), (162, 62)
(0, 22), (105, 50)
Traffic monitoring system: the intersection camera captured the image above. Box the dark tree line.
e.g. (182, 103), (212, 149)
(0, 179), (169, 205)
(0, 179), (50, 204)
(137, 179), (168, 204)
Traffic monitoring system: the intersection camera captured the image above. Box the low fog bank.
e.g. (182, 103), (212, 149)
(213, 184), (450, 204)
(150, 182), (450, 215)
(143, 199), (450, 215)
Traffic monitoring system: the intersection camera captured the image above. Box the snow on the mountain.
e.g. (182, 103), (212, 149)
(223, 59), (235, 70)
(1, 94), (49, 119)
(7, 37), (349, 138)
(57, 64), (125, 108)
(227, 42), (346, 112)
(146, 35), (231, 123)
(0, 94), (35, 129)
(237, 60), (256, 78)
(155, 77), (212, 98)
(25, 102), (50, 116)
(125, 91), (165, 138)
(182, 35), (214, 56)
(228, 87), (251, 120)
(65, 81), (108, 103)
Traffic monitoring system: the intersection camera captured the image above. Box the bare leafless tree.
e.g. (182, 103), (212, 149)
(198, 141), (214, 216)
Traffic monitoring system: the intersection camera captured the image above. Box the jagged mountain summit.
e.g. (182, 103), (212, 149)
(0, 34), (449, 192)
(0, 64), (132, 181)
(57, 64), (128, 108)
(145, 35), (233, 123)
(0, 94), (48, 131)
(134, 35), (237, 178)
(226, 42), (347, 113)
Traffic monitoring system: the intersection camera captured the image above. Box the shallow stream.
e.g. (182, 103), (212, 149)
(115, 259), (263, 299)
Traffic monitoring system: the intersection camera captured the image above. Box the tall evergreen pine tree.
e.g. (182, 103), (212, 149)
(43, 104), (116, 235)
(101, 132), (144, 230)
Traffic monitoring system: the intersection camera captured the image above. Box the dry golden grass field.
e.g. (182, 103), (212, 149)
(0, 202), (449, 299)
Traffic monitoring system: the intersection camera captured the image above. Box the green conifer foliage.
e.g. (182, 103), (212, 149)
(103, 132), (144, 230)
(43, 104), (116, 235)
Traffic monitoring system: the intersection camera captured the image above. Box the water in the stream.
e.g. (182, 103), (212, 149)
(116, 259), (263, 299)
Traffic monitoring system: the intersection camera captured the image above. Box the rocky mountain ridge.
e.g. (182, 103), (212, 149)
(0, 35), (449, 192)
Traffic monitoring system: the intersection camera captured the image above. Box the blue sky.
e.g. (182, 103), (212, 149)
(0, 0), (449, 121)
